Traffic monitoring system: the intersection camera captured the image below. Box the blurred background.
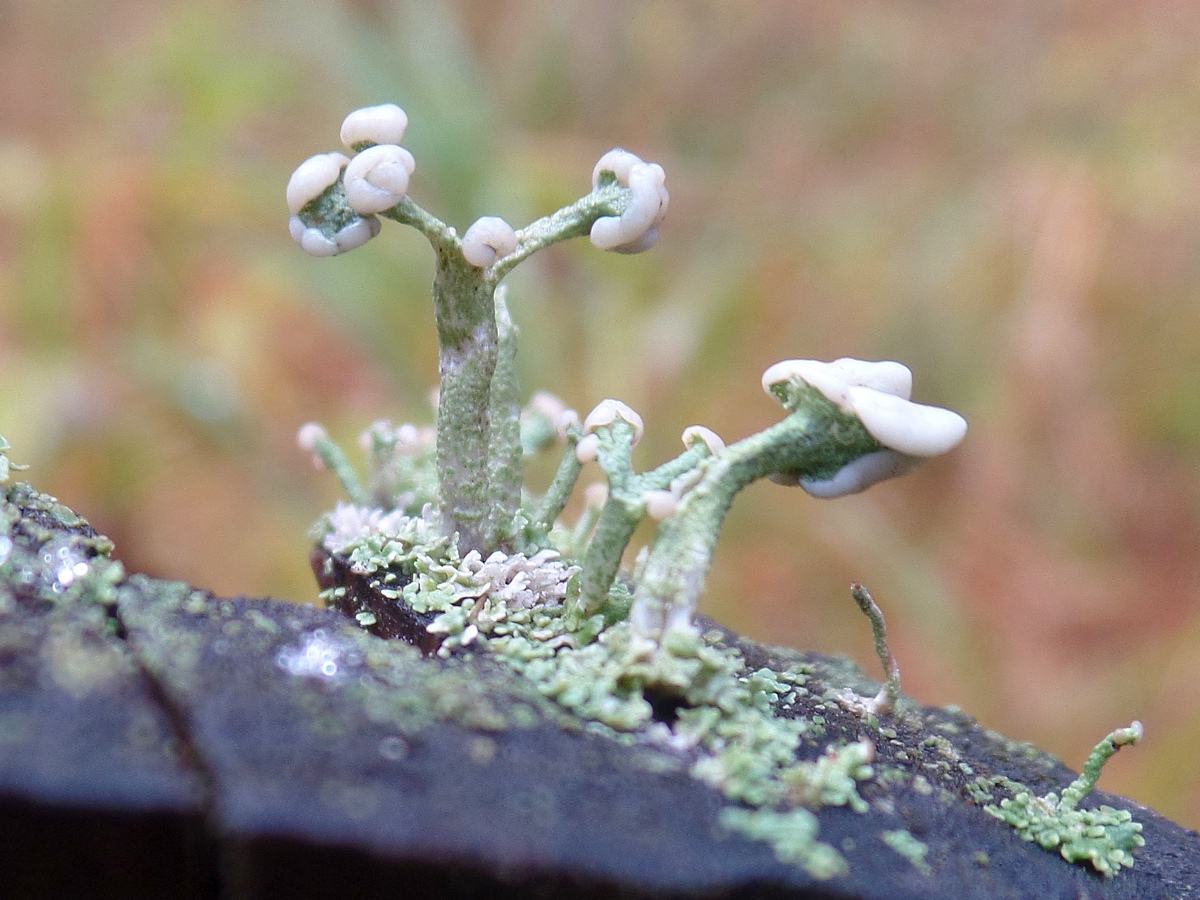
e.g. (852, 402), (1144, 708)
(2, 0), (1199, 829)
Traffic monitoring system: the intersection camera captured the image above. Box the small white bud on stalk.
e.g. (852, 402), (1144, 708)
(461, 216), (518, 268)
(575, 433), (600, 463)
(583, 399), (645, 445)
(681, 425), (725, 455)
(642, 489), (679, 521)
(344, 144), (415, 215)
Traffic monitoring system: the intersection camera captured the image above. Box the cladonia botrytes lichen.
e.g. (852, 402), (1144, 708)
(980, 721), (1146, 877)
(288, 104), (1143, 879)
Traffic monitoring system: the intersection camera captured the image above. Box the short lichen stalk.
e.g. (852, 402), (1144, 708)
(568, 409), (715, 620)
(1061, 721), (1143, 813)
(850, 582), (902, 715)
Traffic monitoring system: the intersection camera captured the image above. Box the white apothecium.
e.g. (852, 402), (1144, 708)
(589, 148), (669, 254)
(762, 358), (966, 498)
(340, 103), (409, 149)
(343, 144), (416, 215)
(461, 216), (519, 268)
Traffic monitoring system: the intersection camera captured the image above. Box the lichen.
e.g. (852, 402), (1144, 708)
(322, 505), (895, 879)
(880, 828), (932, 876)
(0, 435), (26, 484)
(982, 722), (1146, 878)
(720, 806), (848, 880)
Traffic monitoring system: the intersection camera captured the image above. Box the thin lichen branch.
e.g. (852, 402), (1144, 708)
(379, 195), (461, 254)
(531, 423), (585, 538)
(569, 410), (715, 620)
(491, 180), (628, 279)
(850, 582), (901, 714)
(298, 424), (371, 507)
(1059, 720), (1144, 812)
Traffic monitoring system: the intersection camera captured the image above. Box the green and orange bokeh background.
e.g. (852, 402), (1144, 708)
(3, 1), (1200, 831)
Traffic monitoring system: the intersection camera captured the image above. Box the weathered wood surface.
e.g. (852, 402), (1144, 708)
(2, 482), (1197, 898)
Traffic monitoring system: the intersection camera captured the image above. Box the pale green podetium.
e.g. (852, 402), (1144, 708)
(289, 113), (668, 557)
(880, 829), (932, 876)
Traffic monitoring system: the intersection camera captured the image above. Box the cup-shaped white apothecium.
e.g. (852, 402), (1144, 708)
(761, 358), (913, 409)
(591, 148), (643, 189)
(843, 386), (966, 458)
(343, 144), (416, 215)
(340, 103), (409, 150)
(583, 399), (644, 444)
(827, 358), (912, 400)
(576, 399), (644, 463)
(796, 449), (918, 498)
(286, 152), (350, 215)
(681, 425), (725, 455)
(461, 216), (518, 268)
(289, 214), (381, 257)
(590, 149), (669, 254)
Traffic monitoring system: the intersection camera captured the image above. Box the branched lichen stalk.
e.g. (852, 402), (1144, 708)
(492, 182), (626, 280)
(633, 389), (880, 642)
(383, 190), (633, 556)
(574, 424), (640, 616)
(572, 431), (712, 618)
(289, 115), (658, 559)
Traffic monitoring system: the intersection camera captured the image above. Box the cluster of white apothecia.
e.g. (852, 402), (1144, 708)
(761, 357), (967, 498)
(287, 103), (414, 257)
(589, 149), (669, 253)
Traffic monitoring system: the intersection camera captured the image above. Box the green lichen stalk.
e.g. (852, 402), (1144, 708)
(631, 386), (880, 648)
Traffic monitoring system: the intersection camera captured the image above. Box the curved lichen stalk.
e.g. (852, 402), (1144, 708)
(630, 361), (967, 653)
(631, 386), (879, 646)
